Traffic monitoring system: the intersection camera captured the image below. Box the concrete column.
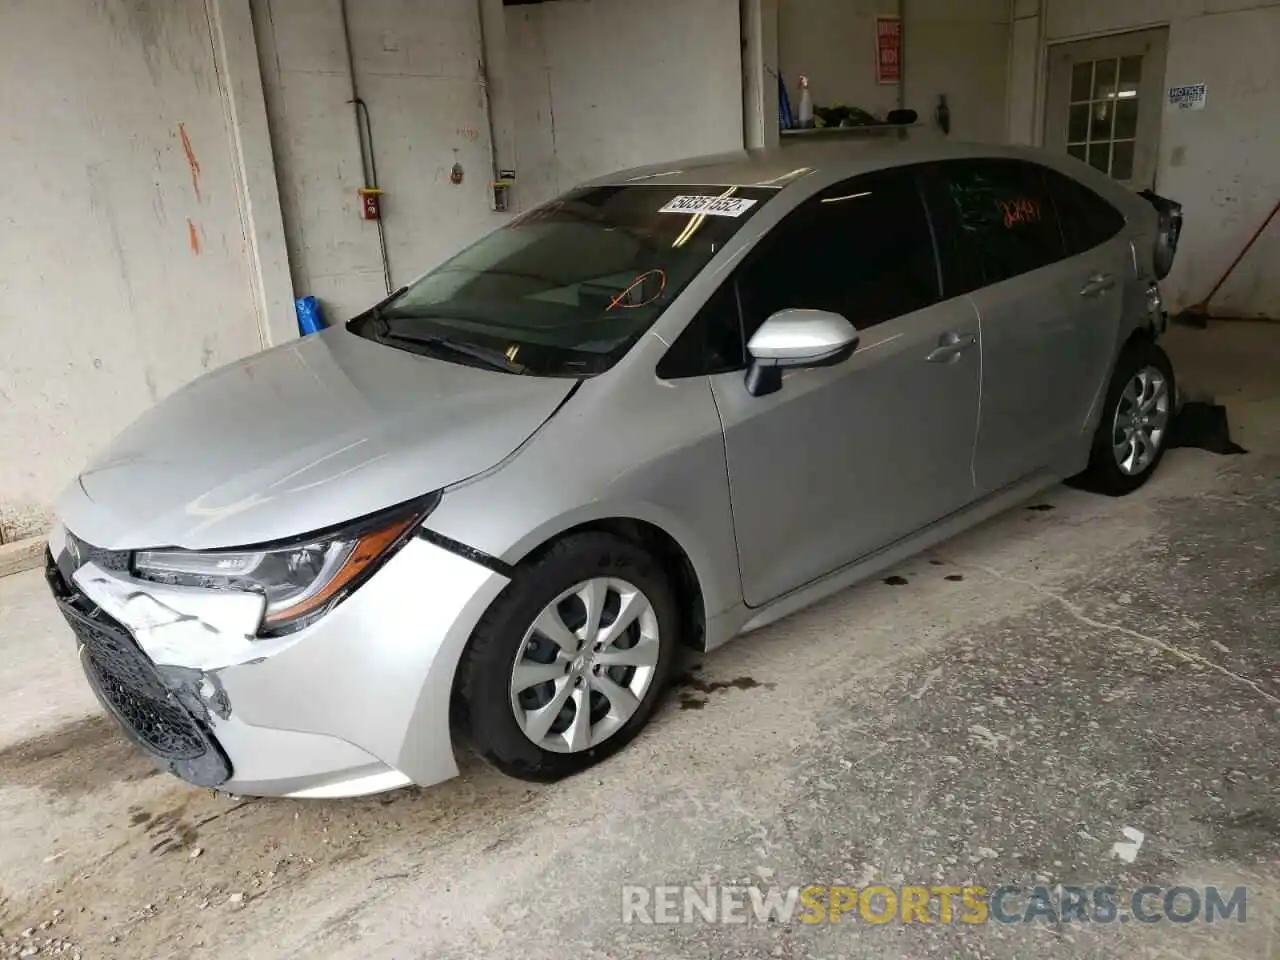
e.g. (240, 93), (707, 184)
(1006, 0), (1046, 145)
(209, 0), (297, 346)
(741, 0), (781, 150)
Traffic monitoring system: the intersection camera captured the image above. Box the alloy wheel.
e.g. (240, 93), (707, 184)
(509, 578), (660, 754)
(1112, 364), (1171, 476)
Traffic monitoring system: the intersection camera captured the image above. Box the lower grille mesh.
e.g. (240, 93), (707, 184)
(73, 611), (210, 760)
(46, 551), (232, 786)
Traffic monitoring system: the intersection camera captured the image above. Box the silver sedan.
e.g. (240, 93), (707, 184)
(47, 139), (1182, 797)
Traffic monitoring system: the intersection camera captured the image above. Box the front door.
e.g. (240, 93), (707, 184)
(711, 169), (981, 607)
(1044, 28), (1169, 190)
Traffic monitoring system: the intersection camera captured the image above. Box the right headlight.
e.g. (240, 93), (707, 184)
(133, 494), (438, 634)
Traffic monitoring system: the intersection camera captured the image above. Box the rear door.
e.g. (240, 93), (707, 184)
(1043, 166), (1134, 435)
(922, 158), (1113, 495)
(703, 168), (981, 606)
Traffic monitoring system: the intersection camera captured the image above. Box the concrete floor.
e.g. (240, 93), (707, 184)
(1, 322), (1277, 960)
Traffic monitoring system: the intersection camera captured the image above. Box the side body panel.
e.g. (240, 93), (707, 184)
(424, 341), (745, 629)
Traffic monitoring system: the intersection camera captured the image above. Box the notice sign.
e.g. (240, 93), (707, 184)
(876, 15), (902, 84)
(1167, 83), (1207, 111)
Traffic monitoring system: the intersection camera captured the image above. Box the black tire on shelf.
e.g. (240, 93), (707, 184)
(455, 531), (679, 782)
(1073, 337), (1177, 497)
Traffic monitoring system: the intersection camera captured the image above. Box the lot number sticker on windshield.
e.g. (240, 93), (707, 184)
(658, 195), (758, 217)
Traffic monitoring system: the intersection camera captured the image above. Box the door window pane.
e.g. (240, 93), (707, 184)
(939, 160), (1067, 285)
(1061, 54), (1145, 182)
(1092, 58), (1118, 100)
(657, 279), (744, 378)
(1045, 168), (1126, 255)
(1070, 61), (1093, 102)
(1088, 141), (1112, 173)
(1089, 101), (1114, 141)
(1114, 99), (1139, 139)
(1111, 141), (1135, 181)
(1068, 104), (1090, 143)
(737, 171), (939, 336)
(1118, 56), (1143, 95)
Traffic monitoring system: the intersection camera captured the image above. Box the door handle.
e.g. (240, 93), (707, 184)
(926, 332), (977, 363)
(1080, 272), (1116, 297)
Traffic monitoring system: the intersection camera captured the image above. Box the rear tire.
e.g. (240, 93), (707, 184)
(1073, 338), (1176, 496)
(456, 532), (678, 782)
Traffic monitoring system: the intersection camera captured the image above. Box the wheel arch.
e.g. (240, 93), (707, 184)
(514, 516), (709, 653)
(446, 507), (720, 727)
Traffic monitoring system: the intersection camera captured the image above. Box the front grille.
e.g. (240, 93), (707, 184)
(46, 553), (232, 786)
(70, 607), (210, 760)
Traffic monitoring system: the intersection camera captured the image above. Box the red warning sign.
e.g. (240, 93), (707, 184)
(876, 15), (901, 85)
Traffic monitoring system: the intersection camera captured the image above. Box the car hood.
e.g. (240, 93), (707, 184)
(60, 329), (576, 550)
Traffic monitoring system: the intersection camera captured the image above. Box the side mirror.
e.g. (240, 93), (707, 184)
(745, 309), (859, 397)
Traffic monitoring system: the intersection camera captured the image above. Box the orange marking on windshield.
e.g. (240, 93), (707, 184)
(606, 269), (667, 311)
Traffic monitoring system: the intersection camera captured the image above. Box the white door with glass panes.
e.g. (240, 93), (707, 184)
(1044, 28), (1169, 190)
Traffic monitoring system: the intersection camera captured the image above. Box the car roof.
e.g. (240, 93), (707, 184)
(584, 136), (1072, 191)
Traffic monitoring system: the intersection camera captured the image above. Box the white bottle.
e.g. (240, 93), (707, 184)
(798, 75), (814, 129)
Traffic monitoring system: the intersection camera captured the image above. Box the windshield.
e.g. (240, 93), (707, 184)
(348, 184), (775, 376)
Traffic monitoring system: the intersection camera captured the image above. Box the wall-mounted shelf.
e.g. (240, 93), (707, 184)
(780, 123), (921, 138)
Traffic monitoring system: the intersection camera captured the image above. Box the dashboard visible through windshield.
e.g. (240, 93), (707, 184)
(348, 183), (776, 377)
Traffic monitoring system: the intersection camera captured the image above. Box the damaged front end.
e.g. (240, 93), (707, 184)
(46, 549), (236, 788)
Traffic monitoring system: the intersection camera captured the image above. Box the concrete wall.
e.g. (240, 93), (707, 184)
(505, 0), (746, 211)
(254, 0), (510, 322)
(777, 0), (1011, 142)
(0, 0), (269, 542)
(1009, 0), (1280, 317)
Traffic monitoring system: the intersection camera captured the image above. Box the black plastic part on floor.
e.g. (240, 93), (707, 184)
(1168, 401), (1248, 456)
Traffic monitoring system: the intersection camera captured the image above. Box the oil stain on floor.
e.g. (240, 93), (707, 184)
(673, 674), (776, 711)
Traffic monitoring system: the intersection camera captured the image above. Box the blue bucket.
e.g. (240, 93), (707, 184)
(295, 296), (326, 336)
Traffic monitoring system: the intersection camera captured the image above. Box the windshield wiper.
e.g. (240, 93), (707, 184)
(374, 325), (526, 375)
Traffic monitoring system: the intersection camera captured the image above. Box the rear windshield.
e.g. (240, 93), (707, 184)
(349, 184), (775, 376)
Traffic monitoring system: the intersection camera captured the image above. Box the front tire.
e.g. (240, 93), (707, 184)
(456, 532), (679, 782)
(1074, 338), (1176, 496)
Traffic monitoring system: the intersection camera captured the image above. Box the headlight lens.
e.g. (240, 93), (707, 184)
(132, 497), (434, 634)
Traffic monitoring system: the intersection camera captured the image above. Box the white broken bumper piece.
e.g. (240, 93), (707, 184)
(72, 561), (267, 670)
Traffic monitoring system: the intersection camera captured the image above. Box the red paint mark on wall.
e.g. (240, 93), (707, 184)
(187, 219), (202, 256)
(179, 123), (202, 201)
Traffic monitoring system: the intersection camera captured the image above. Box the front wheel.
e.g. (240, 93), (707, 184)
(456, 532), (679, 782)
(1074, 338), (1176, 496)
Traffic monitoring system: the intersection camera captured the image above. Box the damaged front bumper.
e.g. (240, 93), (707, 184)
(45, 522), (511, 799)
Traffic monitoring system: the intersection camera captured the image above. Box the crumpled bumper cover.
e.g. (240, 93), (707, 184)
(45, 525), (512, 799)
(47, 552), (234, 787)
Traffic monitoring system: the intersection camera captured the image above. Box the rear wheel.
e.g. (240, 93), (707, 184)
(456, 532), (678, 782)
(1074, 338), (1176, 496)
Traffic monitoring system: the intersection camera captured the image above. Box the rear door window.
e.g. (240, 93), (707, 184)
(930, 159), (1068, 290)
(1044, 168), (1127, 255)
